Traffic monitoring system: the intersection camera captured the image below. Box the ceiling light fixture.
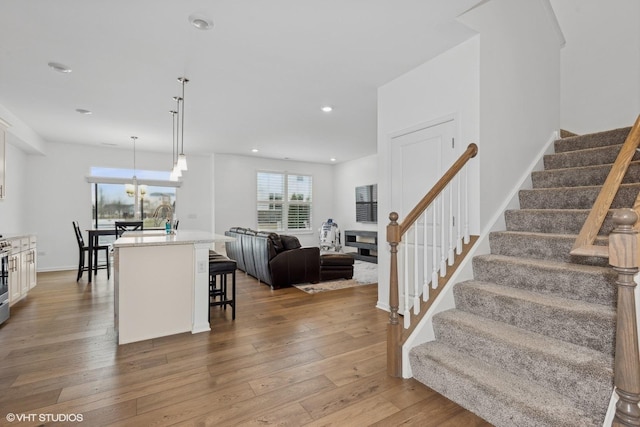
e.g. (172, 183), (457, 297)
(124, 136), (146, 219)
(169, 110), (180, 181)
(189, 14), (214, 30)
(251, 148), (259, 153)
(176, 77), (189, 171)
(321, 106), (333, 113)
(47, 62), (72, 73)
(330, 157), (337, 162)
(75, 108), (92, 115)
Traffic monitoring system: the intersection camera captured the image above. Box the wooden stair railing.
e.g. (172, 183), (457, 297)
(569, 114), (640, 426)
(387, 143), (478, 377)
(571, 115), (640, 258)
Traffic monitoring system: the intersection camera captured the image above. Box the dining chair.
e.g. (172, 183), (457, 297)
(114, 220), (143, 238)
(72, 221), (110, 281)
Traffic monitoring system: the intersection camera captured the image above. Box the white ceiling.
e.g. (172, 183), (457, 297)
(0, 0), (479, 164)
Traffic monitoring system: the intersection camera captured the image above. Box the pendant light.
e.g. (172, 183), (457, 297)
(176, 76), (189, 171)
(169, 109), (180, 181)
(130, 136), (140, 218)
(171, 96), (182, 179)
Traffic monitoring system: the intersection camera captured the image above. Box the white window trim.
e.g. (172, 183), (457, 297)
(85, 176), (182, 187)
(256, 170), (313, 233)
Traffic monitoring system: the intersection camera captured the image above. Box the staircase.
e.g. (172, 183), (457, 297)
(409, 126), (635, 427)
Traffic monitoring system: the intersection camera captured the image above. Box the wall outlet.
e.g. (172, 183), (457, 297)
(197, 260), (206, 273)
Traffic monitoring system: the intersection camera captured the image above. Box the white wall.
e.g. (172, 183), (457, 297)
(25, 142), (212, 271)
(550, 0), (640, 133)
(459, 0), (562, 227)
(332, 154), (378, 252)
(214, 153), (334, 247)
(378, 36), (481, 310)
(0, 142), (29, 234)
(377, 0), (563, 310)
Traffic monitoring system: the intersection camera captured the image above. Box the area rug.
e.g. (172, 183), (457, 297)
(294, 260), (378, 294)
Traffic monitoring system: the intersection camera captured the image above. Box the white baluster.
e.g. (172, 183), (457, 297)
(432, 200), (438, 288)
(440, 193), (447, 277)
(456, 172), (462, 255)
(423, 209), (429, 301)
(413, 224), (419, 315)
(403, 237), (410, 328)
(448, 183), (454, 266)
(464, 163), (470, 244)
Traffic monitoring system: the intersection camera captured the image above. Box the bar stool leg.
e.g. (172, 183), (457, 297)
(231, 270), (236, 320)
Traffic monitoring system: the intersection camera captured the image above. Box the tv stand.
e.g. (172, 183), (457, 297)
(344, 230), (378, 263)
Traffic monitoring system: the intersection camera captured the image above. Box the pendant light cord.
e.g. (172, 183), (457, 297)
(131, 136), (137, 178)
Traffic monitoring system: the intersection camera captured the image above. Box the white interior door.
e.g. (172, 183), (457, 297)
(390, 119), (456, 314)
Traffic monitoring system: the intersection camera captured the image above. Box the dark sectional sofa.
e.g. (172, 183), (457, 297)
(224, 227), (354, 289)
(224, 227), (320, 289)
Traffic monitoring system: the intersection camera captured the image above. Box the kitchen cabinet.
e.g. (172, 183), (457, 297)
(27, 236), (37, 290)
(8, 235), (37, 305)
(8, 253), (20, 302)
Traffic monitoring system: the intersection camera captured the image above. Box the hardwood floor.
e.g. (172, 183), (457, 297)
(0, 270), (492, 426)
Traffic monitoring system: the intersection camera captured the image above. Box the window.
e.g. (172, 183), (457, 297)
(257, 172), (312, 232)
(355, 184), (377, 223)
(88, 167), (178, 229)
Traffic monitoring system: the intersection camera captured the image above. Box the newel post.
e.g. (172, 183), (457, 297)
(387, 212), (402, 377)
(609, 208), (640, 427)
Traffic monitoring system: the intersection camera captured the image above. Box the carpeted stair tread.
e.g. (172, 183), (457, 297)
(472, 254), (616, 306)
(544, 143), (640, 170)
(409, 125), (628, 426)
(519, 183), (640, 210)
(432, 309), (613, 422)
(505, 208), (615, 235)
(454, 281), (616, 355)
(409, 341), (598, 427)
(489, 231), (609, 266)
(553, 126), (631, 153)
(531, 160), (640, 188)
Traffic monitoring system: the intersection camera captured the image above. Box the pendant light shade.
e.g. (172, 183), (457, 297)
(176, 153), (187, 171)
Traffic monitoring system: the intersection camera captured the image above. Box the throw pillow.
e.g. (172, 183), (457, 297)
(280, 235), (302, 250)
(268, 233), (284, 253)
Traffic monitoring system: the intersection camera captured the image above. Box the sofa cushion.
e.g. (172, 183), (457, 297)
(280, 234), (301, 250)
(267, 233), (284, 253)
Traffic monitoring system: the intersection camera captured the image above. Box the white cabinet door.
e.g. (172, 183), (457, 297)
(20, 251), (29, 296)
(9, 254), (20, 303)
(8, 236), (37, 303)
(28, 249), (37, 290)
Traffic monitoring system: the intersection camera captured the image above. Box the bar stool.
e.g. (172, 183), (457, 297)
(209, 257), (237, 320)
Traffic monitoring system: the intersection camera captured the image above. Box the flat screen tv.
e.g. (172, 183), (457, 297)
(355, 184), (377, 223)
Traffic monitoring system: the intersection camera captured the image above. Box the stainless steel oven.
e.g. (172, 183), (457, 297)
(0, 239), (10, 325)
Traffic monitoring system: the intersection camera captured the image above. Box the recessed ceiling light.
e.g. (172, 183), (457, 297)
(48, 62), (72, 73)
(101, 142), (118, 147)
(330, 157), (337, 162)
(321, 106), (333, 113)
(251, 148), (259, 153)
(189, 14), (214, 30)
(75, 108), (92, 115)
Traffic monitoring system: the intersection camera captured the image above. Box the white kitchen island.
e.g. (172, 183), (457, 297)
(113, 230), (228, 345)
